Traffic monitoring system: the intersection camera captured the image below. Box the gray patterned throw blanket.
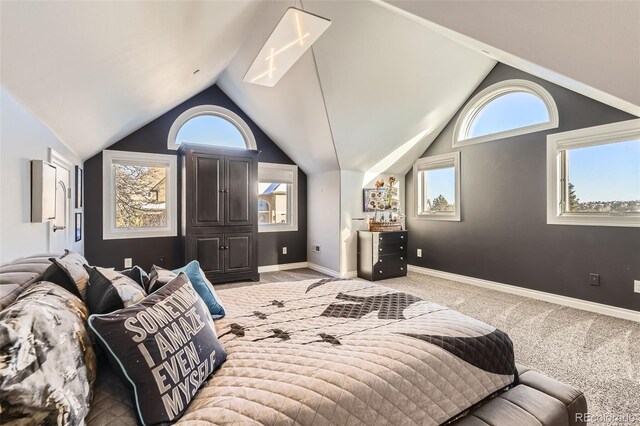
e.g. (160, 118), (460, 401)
(177, 278), (516, 425)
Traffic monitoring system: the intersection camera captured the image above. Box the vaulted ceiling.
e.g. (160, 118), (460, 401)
(1, 0), (637, 175)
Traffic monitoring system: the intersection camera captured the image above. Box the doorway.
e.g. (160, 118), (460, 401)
(48, 149), (72, 254)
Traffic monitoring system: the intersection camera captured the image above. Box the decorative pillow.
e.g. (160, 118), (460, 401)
(62, 248), (89, 265)
(88, 273), (226, 425)
(120, 265), (150, 289)
(147, 265), (177, 293)
(173, 260), (225, 319)
(0, 282), (97, 424)
(85, 266), (147, 314)
(42, 254), (89, 300)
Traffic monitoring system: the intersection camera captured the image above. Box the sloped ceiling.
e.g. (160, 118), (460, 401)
(305, 0), (494, 175)
(217, 2), (340, 174)
(219, 0), (494, 175)
(383, 0), (640, 116)
(0, 0), (264, 158)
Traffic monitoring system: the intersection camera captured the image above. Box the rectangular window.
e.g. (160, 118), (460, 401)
(547, 119), (640, 227)
(103, 150), (177, 239)
(413, 152), (461, 221)
(258, 163), (298, 232)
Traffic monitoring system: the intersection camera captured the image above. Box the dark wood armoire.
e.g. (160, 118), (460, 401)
(181, 144), (260, 283)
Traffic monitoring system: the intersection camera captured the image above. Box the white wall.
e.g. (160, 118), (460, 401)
(0, 88), (83, 264)
(340, 171), (405, 276)
(307, 171), (341, 274)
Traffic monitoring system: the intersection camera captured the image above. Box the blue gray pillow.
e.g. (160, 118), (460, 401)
(173, 260), (225, 319)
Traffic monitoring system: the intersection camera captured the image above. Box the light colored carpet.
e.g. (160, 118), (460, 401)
(219, 269), (640, 422)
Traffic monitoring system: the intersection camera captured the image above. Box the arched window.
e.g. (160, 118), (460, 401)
(453, 79), (558, 147)
(167, 105), (257, 150)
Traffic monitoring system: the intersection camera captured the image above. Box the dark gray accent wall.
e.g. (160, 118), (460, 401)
(406, 64), (640, 311)
(85, 84), (307, 271)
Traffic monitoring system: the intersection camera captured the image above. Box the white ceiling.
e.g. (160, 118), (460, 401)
(305, 0), (494, 175)
(382, 0), (640, 116)
(1, 0), (637, 173)
(0, 0), (264, 159)
(217, 2), (340, 174)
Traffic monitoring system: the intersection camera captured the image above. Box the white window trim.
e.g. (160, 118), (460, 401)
(258, 162), (298, 233)
(453, 79), (559, 148)
(413, 151), (461, 222)
(167, 105), (257, 151)
(103, 150), (178, 239)
(546, 119), (640, 228)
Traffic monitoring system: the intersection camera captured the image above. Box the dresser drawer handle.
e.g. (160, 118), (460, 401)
(400, 267), (404, 271)
(379, 270), (383, 274)
(380, 259), (383, 263)
(400, 257), (404, 260)
(401, 235), (404, 239)
(379, 248), (382, 252)
(400, 246), (403, 250)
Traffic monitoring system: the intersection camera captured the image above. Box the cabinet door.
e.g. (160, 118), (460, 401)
(225, 156), (254, 226)
(224, 232), (253, 273)
(191, 153), (224, 227)
(188, 234), (223, 275)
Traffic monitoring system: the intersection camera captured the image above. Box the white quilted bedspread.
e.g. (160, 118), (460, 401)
(176, 278), (516, 426)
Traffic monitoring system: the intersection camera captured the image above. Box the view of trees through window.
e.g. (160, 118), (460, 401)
(114, 164), (168, 228)
(258, 182), (289, 224)
(423, 167), (455, 213)
(566, 139), (640, 214)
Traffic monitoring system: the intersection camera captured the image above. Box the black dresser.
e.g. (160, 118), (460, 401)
(357, 230), (408, 281)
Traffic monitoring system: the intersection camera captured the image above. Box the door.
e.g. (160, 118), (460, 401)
(188, 234), (223, 275)
(225, 156), (253, 226)
(49, 150), (72, 254)
(224, 232), (253, 273)
(191, 153), (224, 227)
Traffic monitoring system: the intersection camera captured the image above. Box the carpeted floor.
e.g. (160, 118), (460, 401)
(220, 268), (640, 422)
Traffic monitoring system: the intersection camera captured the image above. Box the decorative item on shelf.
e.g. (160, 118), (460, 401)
(75, 213), (82, 242)
(364, 175), (403, 232)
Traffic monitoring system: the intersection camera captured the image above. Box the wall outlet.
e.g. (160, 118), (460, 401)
(282, 247), (287, 255)
(589, 273), (600, 286)
(124, 258), (132, 268)
(159, 256), (166, 266)
(417, 248), (422, 258)
(312, 245), (321, 253)
(635, 280), (640, 294)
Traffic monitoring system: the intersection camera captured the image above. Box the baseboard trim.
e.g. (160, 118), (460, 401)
(307, 262), (341, 278)
(408, 265), (640, 323)
(340, 270), (358, 279)
(258, 262), (308, 273)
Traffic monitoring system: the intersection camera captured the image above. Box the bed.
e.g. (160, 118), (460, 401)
(85, 277), (515, 425)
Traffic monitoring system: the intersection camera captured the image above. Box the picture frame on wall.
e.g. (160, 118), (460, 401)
(75, 165), (83, 208)
(75, 212), (82, 242)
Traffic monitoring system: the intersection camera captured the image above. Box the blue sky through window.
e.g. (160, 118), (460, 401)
(568, 139), (640, 202)
(176, 115), (246, 149)
(425, 167), (455, 204)
(468, 92), (550, 138)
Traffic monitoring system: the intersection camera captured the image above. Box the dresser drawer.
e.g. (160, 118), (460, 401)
(374, 253), (407, 268)
(375, 232), (407, 246)
(374, 242), (408, 255)
(372, 261), (407, 280)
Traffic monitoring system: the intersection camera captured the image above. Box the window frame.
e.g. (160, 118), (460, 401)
(413, 151), (461, 222)
(546, 119), (640, 228)
(102, 150), (178, 240)
(453, 79), (559, 148)
(167, 105), (257, 151)
(258, 162), (298, 233)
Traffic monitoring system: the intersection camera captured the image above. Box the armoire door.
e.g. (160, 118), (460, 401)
(189, 234), (223, 275)
(225, 156), (254, 226)
(191, 153), (224, 227)
(224, 232), (253, 273)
